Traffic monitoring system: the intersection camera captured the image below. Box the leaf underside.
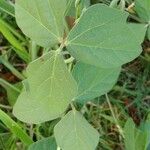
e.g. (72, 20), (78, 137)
(13, 51), (77, 124)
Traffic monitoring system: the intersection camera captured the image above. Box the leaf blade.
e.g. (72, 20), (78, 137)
(66, 4), (144, 68)
(135, 0), (150, 22)
(73, 62), (121, 103)
(124, 118), (135, 150)
(54, 110), (99, 150)
(15, 0), (66, 47)
(28, 137), (57, 150)
(13, 51), (77, 124)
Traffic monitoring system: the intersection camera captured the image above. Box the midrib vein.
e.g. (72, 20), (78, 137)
(67, 13), (126, 44)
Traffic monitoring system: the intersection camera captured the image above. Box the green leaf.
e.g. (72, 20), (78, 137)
(124, 118), (149, 150)
(6, 82), (22, 106)
(124, 118), (135, 150)
(13, 51), (77, 124)
(147, 26), (150, 40)
(0, 0), (15, 17)
(65, 0), (76, 17)
(134, 0), (150, 40)
(0, 79), (22, 106)
(72, 62), (121, 103)
(135, 0), (150, 22)
(15, 0), (66, 47)
(127, 23), (147, 43)
(66, 4), (144, 68)
(28, 137), (57, 150)
(135, 129), (148, 150)
(140, 116), (150, 149)
(54, 110), (99, 150)
(0, 133), (12, 150)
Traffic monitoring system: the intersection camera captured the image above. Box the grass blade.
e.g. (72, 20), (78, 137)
(0, 18), (26, 42)
(0, 19), (30, 63)
(0, 109), (33, 146)
(0, 0), (15, 17)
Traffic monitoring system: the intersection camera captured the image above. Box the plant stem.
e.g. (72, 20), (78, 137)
(105, 94), (124, 138)
(30, 41), (38, 61)
(56, 43), (64, 54)
(43, 47), (50, 54)
(65, 57), (75, 64)
(57, 147), (61, 150)
(71, 102), (76, 112)
(0, 109), (33, 146)
(0, 104), (12, 110)
(129, 14), (146, 24)
(0, 57), (25, 80)
(0, 78), (21, 93)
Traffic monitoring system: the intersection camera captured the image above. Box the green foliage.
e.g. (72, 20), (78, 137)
(54, 110), (99, 150)
(0, 78), (22, 106)
(6, 82), (22, 106)
(65, 0), (76, 16)
(0, 109), (33, 146)
(124, 118), (150, 150)
(124, 118), (136, 150)
(65, 0), (90, 17)
(28, 137), (57, 150)
(15, 0), (66, 48)
(135, 0), (150, 40)
(0, 19), (30, 62)
(135, 0), (150, 22)
(11, 0), (147, 149)
(73, 62), (121, 103)
(0, 0), (148, 149)
(13, 51), (77, 124)
(0, 0), (14, 16)
(66, 4), (145, 68)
